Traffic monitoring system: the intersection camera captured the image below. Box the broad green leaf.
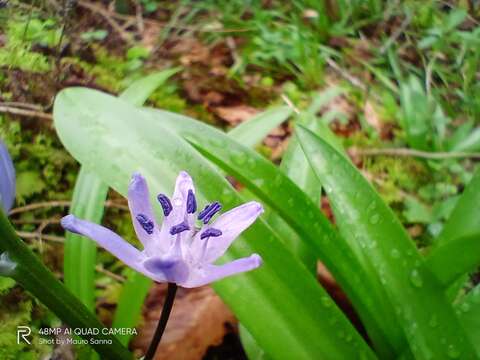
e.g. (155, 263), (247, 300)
(147, 109), (395, 356)
(296, 124), (477, 359)
(0, 211), (131, 359)
(456, 286), (480, 354)
(53, 88), (376, 360)
(119, 67), (181, 106)
(424, 232), (480, 286)
(227, 106), (292, 147)
(239, 324), (272, 360)
(436, 167), (480, 245)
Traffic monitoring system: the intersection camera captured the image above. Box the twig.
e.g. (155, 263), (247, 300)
(349, 147), (480, 160)
(0, 105), (53, 120)
(77, 0), (134, 44)
(9, 200), (129, 215)
(326, 57), (382, 102)
(379, 15), (411, 54)
(281, 94), (300, 115)
(17, 231), (65, 243)
(77, 0), (251, 34)
(95, 265), (126, 282)
(134, 0), (144, 34)
(0, 101), (44, 111)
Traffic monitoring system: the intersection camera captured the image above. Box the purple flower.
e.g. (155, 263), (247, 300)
(61, 171), (263, 288)
(0, 140), (15, 213)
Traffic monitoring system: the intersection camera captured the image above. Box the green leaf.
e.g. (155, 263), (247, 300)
(146, 109), (393, 356)
(227, 106), (292, 147)
(399, 76), (431, 151)
(436, 167), (480, 246)
(53, 87), (375, 360)
(239, 324), (272, 360)
(295, 124), (477, 359)
(424, 232), (480, 286)
(120, 67), (181, 107)
(0, 211), (131, 359)
(456, 286), (480, 354)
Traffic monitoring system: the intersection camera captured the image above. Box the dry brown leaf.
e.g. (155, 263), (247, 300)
(132, 284), (235, 360)
(212, 105), (259, 125)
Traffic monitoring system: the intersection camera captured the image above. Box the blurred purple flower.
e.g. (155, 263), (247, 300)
(61, 171), (263, 288)
(0, 140), (15, 213)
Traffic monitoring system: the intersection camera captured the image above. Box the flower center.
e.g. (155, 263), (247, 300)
(170, 222), (190, 235)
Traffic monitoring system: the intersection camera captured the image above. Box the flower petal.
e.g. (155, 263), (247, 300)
(128, 173), (161, 254)
(0, 140), (15, 213)
(61, 215), (146, 274)
(193, 201), (264, 263)
(181, 254), (262, 288)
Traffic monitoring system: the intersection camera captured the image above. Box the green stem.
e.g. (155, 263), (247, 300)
(144, 283), (178, 360)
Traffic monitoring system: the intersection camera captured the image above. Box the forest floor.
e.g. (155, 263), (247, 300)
(1, 1), (479, 359)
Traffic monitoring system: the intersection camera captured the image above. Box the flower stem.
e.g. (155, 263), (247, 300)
(144, 282), (178, 360)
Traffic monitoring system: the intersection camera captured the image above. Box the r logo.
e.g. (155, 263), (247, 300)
(17, 326), (31, 344)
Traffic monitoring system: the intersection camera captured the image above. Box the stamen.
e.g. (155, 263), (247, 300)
(198, 202), (222, 223)
(187, 189), (197, 214)
(136, 214), (154, 235)
(170, 222), (190, 235)
(202, 203), (222, 224)
(157, 194), (173, 216)
(200, 228), (222, 240)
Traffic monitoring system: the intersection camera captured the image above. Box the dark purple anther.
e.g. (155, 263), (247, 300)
(200, 228), (222, 240)
(187, 189), (197, 214)
(198, 202), (222, 224)
(136, 214), (154, 235)
(157, 194), (173, 216)
(170, 222), (190, 235)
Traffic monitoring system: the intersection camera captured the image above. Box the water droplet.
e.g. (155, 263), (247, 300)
(367, 202), (377, 212)
(369, 214), (380, 224)
(0, 252), (16, 276)
(321, 296), (332, 308)
(232, 152), (246, 165)
(390, 249), (400, 258)
(324, 185), (333, 194)
(409, 269), (423, 288)
(460, 302), (470, 313)
(429, 315), (438, 328)
(253, 178), (265, 187)
(447, 344), (461, 359)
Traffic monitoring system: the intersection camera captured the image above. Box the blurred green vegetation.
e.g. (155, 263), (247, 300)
(0, 0), (479, 356)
